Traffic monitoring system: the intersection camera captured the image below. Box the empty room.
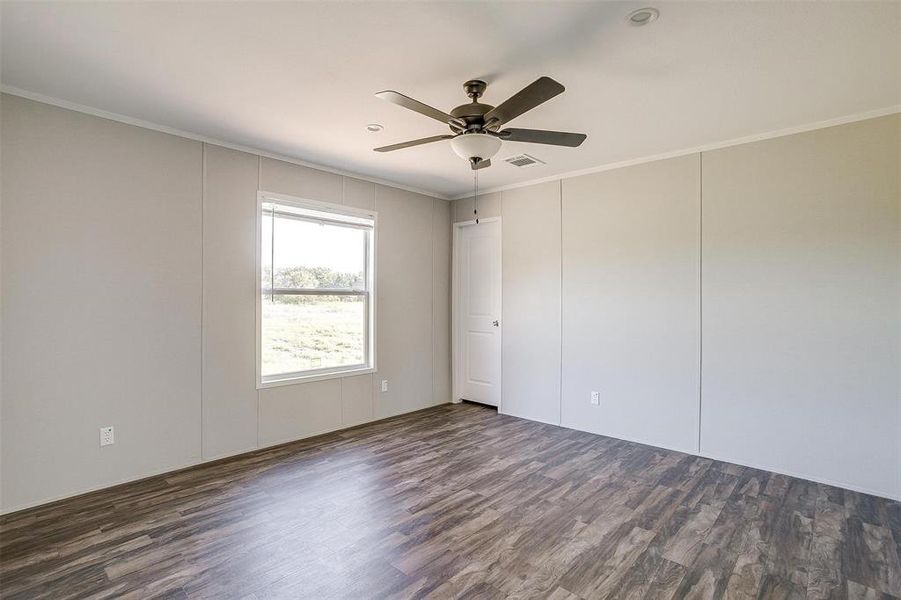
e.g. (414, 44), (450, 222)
(1, 1), (899, 598)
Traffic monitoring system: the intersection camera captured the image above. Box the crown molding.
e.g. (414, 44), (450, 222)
(4, 85), (896, 203)
(0, 85), (451, 201)
(450, 104), (901, 200)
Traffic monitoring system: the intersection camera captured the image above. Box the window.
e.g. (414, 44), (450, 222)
(257, 193), (375, 387)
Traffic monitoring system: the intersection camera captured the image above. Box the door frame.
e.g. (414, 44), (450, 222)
(452, 217), (502, 409)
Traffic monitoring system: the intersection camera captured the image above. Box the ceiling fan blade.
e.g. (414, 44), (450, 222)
(374, 135), (454, 152)
(484, 77), (565, 126)
(498, 128), (587, 147)
(375, 91), (464, 127)
(471, 158), (491, 170)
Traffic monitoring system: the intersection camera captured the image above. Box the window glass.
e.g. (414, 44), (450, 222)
(267, 216), (365, 291)
(259, 199), (374, 384)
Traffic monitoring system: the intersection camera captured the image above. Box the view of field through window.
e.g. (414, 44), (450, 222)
(260, 207), (370, 378)
(261, 294), (365, 375)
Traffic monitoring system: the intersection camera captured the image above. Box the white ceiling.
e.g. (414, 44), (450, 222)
(2, 1), (899, 198)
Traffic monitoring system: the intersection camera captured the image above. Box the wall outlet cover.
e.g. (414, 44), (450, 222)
(380, 379), (389, 392)
(100, 426), (115, 447)
(590, 391), (600, 406)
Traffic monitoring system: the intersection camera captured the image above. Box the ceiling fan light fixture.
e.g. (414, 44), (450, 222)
(627, 7), (659, 26)
(450, 133), (502, 161)
(373, 77), (586, 169)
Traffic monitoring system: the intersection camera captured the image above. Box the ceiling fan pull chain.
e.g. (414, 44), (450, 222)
(473, 169), (479, 224)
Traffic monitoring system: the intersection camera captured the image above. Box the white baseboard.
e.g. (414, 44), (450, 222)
(1, 401), (454, 516)
(698, 449), (901, 502)
(497, 409), (900, 502)
(0, 457), (202, 516)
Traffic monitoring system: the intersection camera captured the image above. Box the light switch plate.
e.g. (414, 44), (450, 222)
(590, 391), (600, 406)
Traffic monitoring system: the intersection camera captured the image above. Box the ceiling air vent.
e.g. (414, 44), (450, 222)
(503, 153), (545, 168)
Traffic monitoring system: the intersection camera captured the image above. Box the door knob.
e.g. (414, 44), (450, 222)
(492, 320), (499, 327)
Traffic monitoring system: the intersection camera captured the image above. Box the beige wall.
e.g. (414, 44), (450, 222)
(0, 95), (452, 513)
(453, 114), (900, 499)
(501, 182), (562, 425)
(562, 155), (701, 454)
(2, 92), (897, 510)
(202, 145), (259, 459)
(700, 114), (900, 497)
(1, 96), (203, 511)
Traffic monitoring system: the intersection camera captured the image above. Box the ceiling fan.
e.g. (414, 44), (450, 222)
(373, 77), (587, 170)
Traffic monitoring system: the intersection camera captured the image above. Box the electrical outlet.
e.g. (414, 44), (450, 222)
(590, 391), (600, 406)
(380, 379), (389, 392)
(100, 426), (115, 447)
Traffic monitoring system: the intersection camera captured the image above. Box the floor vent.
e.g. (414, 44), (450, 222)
(503, 153), (545, 168)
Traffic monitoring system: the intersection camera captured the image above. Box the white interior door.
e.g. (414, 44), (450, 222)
(454, 219), (502, 407)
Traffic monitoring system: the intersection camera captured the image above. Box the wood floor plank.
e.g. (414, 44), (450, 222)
(2, 402), (900, 599)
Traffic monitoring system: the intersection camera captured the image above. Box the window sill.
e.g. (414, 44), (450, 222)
(257, 366), (376, 390)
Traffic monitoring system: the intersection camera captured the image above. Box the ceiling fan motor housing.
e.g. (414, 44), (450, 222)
(450, 104), (495, 133)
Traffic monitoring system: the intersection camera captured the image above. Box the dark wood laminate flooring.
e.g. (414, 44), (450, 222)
(2, 402), (900, 599)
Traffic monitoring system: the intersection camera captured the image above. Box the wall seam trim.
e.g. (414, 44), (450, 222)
(200, 142), (206, 459)
(429, 197), (434, 404)
(256, 155), (262, 448)
(558, 179), (564, 427)
(697, 152), (703, 455)
(340, 177), (347, 426)
(373, 186), (378, 419)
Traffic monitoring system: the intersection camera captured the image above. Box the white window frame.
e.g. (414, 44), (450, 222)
(256, 191), (377, 389)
